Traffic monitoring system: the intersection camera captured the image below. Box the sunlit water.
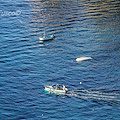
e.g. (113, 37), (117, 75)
(0, 0), (120, 119)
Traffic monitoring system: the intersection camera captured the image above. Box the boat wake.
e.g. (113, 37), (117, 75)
(66, 89), (120, 106)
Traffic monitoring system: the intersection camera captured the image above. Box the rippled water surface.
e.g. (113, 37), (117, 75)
(0, 0), (120, 119)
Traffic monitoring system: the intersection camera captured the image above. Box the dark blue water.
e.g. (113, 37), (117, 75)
(0, 0), (120, 119)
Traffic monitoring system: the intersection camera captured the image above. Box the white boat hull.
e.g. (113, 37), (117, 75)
(76, 57), (92, 62)
(39, 35), (54, 41)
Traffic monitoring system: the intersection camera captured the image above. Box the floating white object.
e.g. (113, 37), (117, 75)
(80, 82), (82, 84)
(76, 57), (92, 62)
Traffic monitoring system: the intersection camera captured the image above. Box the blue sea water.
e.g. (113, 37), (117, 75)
(0, 0), (120, 119)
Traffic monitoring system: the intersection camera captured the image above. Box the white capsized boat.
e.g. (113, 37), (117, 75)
(44, 85), (68, 94)
(76, 57), (92, 62)
(39, 35), (54, 41)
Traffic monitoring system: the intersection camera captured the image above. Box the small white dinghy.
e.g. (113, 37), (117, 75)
(39, 34), (54, 41)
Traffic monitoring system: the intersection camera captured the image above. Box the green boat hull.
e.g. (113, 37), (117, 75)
(44, 86), (68, 95)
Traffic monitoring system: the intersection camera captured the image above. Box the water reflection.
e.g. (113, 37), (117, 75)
(27, 0), (86, 36)
(84, 0), (120, 28)
(27, 0), (120, 37)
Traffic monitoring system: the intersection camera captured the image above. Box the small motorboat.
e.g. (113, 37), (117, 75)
(44, 85), (68, 94)
(39, 34), (54, 41)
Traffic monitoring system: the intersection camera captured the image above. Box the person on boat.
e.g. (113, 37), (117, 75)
(63, 85), (66, 90)
(55, 84), (59, 90)
(51, 84), (54, 88)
